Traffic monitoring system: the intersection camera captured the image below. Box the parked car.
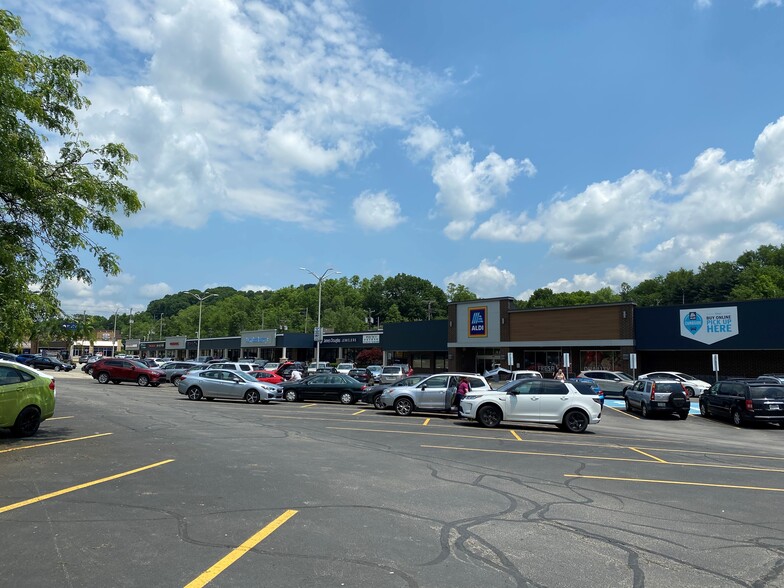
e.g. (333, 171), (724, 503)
(90, 358), (165, 387)
(281, 374), (366, 404)
(177, 368), (279, 403)
(567, 376), (603, 403)
(347, 367), (371, 383)
(625, 379), (690, 419)
(0, 360), (56, 436)
(261, 362), (280, 372)
(379, 364), (412, 384)
(756, 374), (784, 384)
(22, 356), (74, 372)
(361, 374), (430, 409)
(511, 370), (544, 380)
(159, 361), (206, 386)
(366, 365), (383, 383)
(699, 381), (784, 427)
(305, 361), (330, 375)
(379, 373), (491, 416)
(577, 370), (635, 396)
(248, 370), (285, 385)
(276, 361), (307, 380)
(336, 362), (355, 375)
(0, 351), (19, 362)
(483, 366), (512, 381)
(637, 371), (711, 397)
(209, 361), (258, 373)
(81, 355), (102, 374)
(460, 378), (602, 433)
(78, 354), (91, 364)
(138, 358), (161, 369)
(16, 353), (40, 364)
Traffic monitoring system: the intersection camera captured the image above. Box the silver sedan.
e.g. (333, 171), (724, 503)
(177, 368), (280, 403)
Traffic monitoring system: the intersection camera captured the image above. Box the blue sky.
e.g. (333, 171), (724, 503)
(7, 0), (784, 316)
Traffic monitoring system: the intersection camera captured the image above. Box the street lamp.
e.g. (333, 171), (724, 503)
(300, 267), (340, 365)
(189, 290), (217, 360)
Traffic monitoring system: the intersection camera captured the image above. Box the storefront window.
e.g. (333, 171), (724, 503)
(580, 350), (622, 371)
(522, 351), (561, 375)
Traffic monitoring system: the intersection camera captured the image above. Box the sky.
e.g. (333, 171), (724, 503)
(7, 0), (784, 317)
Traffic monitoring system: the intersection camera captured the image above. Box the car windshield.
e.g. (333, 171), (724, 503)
(750, 387), (784, 399)
(673, 372), (697, 381)
(382, 367), (400, 374)
(616, 372), (634, 380)
(130, 360), (149, 369)
(234, 371), (256, 382)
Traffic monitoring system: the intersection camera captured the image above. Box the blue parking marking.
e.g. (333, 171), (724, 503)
(605, 399), (700, 414)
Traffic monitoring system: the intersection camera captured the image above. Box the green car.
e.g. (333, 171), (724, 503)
(0, 360), (56, 436)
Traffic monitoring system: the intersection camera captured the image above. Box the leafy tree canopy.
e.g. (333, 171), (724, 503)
(0, 11), (141, 349)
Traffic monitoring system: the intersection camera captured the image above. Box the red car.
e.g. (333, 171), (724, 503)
(90, 358), (165, 387)
(249, 370), (285, 385)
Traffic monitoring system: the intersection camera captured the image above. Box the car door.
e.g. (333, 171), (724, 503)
(713, 383), (733, 418)
(302, 375), (328, 400)
(505, 380), (540, 421)
(220, 370), (246, 400)
(537, 380), (571, 422)
(417, 375), (451, 410)
(0, 365), (28, 426)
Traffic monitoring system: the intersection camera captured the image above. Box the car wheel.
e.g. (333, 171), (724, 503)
(641, 402), (650, 419)
(86, 367), (93, 375)
(187, 386), (203, 401)
(284, 390), (298, 402)
(55, 365), (61, 372)
(563, 409), (589, 433)
(245, 390), (260, 404)
(624, 398), (632, 412)
(731, 409), (743, 427)
(373, 394), (385, 410)
(12, 407), (41, 437)
(171, 376), (181, 386)
(699, 402), (709, 417)
(137, 375), (150, 387)
(394, 397), (414, 416)
(684, 387), (694, 398)
(97, 372), (110, 384)
(477, 405), (502, 428)
(340, 392), (354, 405)
(679, 410), (689, 420)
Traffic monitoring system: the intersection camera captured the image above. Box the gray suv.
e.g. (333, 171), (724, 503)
(625, 379), (689, 419)
(379, 373), (490, 416)
(578, 370), (634, 396)
(379, 364), (411, 384)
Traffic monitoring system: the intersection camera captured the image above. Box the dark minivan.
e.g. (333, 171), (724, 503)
(699, 381), (784, 427)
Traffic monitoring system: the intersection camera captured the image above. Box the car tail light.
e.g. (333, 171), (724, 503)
(360, 385), (366, 391)
(49, 379), (55, 391)
(745, 399), (754, 411)
(650, 381), (656, 401)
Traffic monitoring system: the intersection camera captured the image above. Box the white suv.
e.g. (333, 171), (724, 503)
(460, 379), (602, 433)
(335, 362), (355, 375)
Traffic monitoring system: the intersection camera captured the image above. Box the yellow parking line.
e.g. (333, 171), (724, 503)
(511, 430), (523, 442)
(352, 409), (366, 416)
(565, 474), (784, 493)
(0, 459), (174, 515)
(423, 418), (431, 426)
(302, 404), (317, 408)
(48, 416), (75, 421)
(184, 510), (298, 588)
(606, 406), (639, 420)
(0, 433), (113, 454)
(629, 447), (667, 463)
(420, 444), (784, 473)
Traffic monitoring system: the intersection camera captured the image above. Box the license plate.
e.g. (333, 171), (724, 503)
(656, 402), (666, 407)
(769, 404), (781, 410)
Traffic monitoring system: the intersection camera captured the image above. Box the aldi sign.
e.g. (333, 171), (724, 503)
(680, 306), (739, 345)
(468, 306), (488, 338)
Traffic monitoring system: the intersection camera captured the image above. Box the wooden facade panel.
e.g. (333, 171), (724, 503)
(509, 305), (634, 341)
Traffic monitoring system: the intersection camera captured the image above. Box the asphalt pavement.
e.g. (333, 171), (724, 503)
(2, 370), (783, 587)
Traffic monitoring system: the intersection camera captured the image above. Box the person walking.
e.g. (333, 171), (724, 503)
(455, 376), (471, 416)
(554, 368), (565, 381)
(290, 368), (302, 381)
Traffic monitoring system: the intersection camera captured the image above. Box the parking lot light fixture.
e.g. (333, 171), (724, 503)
(300, 267), (340, 366)
(189, 290), (217, 361)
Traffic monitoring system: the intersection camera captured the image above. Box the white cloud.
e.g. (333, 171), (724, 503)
(352, 190), (405, 231)
(444, 259), (517, 298)
(239, 284), (272, 292)
(694, 0), (712, 9)
(139, 282), (173, 298)
(517, 265), (652, 300)
(476, 115), (784, 277)
(405, 121), (534, 239)
(754, 0), (782, 7)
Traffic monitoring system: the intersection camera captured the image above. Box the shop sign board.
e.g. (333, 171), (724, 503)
(241, 329), (276, 348)
(679, 306), (739, 345)
(468, 306), (487, 338)
(165, 336), (187, 350)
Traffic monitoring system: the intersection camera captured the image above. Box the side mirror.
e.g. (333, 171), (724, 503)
(419, 384), (427, 390)
(233, 377), (241, 383)
(507, 389), (518, 395)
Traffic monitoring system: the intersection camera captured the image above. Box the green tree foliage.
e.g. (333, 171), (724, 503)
(446, 282), (478, 302)
(0, 11), (141, 349)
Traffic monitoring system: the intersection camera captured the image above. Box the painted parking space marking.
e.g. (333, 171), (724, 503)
(419, 444), (784, 474)
(301, 404), (318, 408)
(184, 509), (298, 588)
(565, 474), (784, 493)
(423, 418), (431, 426)
(0, 459), (174, 515)
(48, 416), (75, 421)
(629, 447), (667, 463)
(0, 433), (113, 454)
(605, 406), (640, 419)
(510, 430), (523, 442)
(351, 409), (366, 416)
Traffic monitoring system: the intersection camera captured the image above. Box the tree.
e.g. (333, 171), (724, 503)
(446, 283), (478, 303)
(0, 11), (141, 349)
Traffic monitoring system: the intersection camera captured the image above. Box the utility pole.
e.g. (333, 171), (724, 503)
(113, 307), (120, 357)
(159, 313), (164, 338)
(129, 308), (133, 339)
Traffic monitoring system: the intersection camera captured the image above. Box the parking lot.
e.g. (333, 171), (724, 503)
(2, 370), (783, 588)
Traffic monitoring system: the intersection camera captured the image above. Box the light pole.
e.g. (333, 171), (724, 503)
(113, 307), (120, 356)
(300, 267), (340, 365)
(189, 290), (217, 360)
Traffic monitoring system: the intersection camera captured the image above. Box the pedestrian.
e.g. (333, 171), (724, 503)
(290, 368), (302, 381)
(554, 368), (565, 381)
(455, 376), (471, 416)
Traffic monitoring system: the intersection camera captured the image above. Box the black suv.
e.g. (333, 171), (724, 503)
(625, 379), (689, 419)
(699, 381), (784, 427)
